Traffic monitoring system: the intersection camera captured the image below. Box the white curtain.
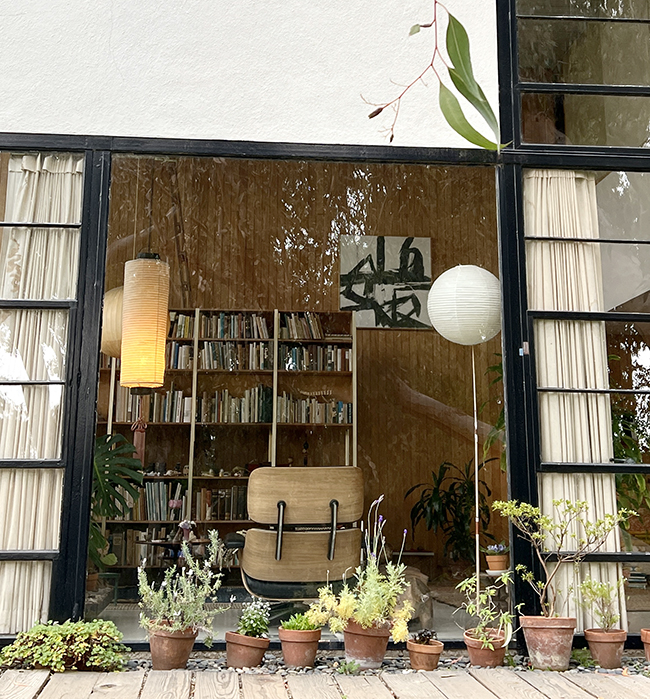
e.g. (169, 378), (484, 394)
(524, 169), (625, 632)
(0, 153), (83, 633)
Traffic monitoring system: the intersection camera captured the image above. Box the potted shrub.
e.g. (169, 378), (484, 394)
(579, 577), (627, 669)
(482, 542), (509, 572)
(138, 530), (227, 670)
(493, 499), (632, 671)
(226, 598), (272, 668)
(456, 572), (514, 667)
(406, 629), (444, 670)
(278, 613), (322, 668)
(307, 496), (413, 670)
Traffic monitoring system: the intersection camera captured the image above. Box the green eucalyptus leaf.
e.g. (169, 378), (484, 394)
(409, 24), (421, 36)
(448, 68), (499, 141)
(446, 14), (473, 83)
(439, 83), (499, 150)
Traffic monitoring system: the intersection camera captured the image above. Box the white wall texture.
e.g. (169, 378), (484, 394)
(0, 1), (498, 148)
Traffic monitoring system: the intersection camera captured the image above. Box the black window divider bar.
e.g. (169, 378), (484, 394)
(539, 462), (650, 474)
(529, 310), (650, 322)
(0, 300), (76, 310)
(525, 235), (650, 245)
(0, 222), (81, 229)
(545, 552), (650, 563)
(0, 380), (65, 386)
(518, 14), (650, 24)
(0, 550), (58, 561)
(518, 82), (650, 96)
(0, 460), (64, 469)
(537, 387), (650, 394)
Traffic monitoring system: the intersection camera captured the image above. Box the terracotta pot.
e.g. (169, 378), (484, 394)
(463, 629), (506, 667)
(226, 630), (270, 668)
(278, 627), (321, 668)
(86, 572), (99, 592)
(407, 638), (444, 670)
(343, 620), (390, 670)
(584, 628), (627, 669)
(641, 628), (650, 661)
(149, 627), (198, 670)
(520, 616), (576, 671)
(485, 554), (509, 571)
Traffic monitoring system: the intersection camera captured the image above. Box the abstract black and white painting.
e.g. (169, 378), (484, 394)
(339, 235), (432, 328)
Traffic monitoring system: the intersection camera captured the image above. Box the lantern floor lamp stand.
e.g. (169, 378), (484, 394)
(427, 265), (502, 612)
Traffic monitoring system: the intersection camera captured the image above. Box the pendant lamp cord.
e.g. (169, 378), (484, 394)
(472, 345), (480, 612)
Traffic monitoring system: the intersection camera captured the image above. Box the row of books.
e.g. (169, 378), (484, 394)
(167, 341), (193, 370)
(201, 312), (270, 340)
(196, 384), (274, 424)
(280, 344), (351, 372)
(169, 312), (195, 340)
(195, 486), (248, 521)
(198, 341), (272, 371)
(114, 385), (192, 424)
(111, 481), (190, 522)
(278, 312), (325, 340)
(109, 526), (170, 567)
(277, 393), (353, 424)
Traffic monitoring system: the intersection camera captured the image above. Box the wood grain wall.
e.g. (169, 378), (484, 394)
(105, 155), (508, 569)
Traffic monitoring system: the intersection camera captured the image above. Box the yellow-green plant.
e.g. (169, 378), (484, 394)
(307, 496), (413, 642)
(579, 577), (625, 631)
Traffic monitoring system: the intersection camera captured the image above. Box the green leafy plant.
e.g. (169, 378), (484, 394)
(237, 597), (271, 638)
(336, 660), (361, 675)
(0, 619), (126, 673)
(456, 572), (516, 649)
(138, 530), (226, 646)
(578, 577), (625, 631)
(406, 459), (493, 562)
(411, 628), (438, 645)
(571, 648), (595, 667)
(280, 612), (320, 631)
(307, 496), (413, 641)
(90, 433), (143, 569)
(493, 499), (633, 617)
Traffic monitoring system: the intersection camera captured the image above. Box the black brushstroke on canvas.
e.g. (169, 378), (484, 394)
(340, 237), (431, 328)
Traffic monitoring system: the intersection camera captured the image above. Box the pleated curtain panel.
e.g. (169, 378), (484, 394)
(0, 153), (83, 633)
(524, 169), (625, 632)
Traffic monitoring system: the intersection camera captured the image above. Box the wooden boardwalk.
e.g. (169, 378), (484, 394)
(2, 667), (650, 699)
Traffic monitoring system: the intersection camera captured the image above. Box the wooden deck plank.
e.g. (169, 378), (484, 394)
(241, 674), (288, 699)
(564, 671), (648, 699)
(287, 674), (340, 699)
(609, 673), (650, 695)
(425, 670), (499, 698)
(89, 672), (146, 699)
(381, 671), (448, 699)
(0, 670), (50, 699)
(194, 670), (240, 699)
(334, 674), (393, 699)
(38, 672), (101, 699)
(517, 671), (594, 699)
(139, 670), (192, 699)
(469, 668), (549, 699)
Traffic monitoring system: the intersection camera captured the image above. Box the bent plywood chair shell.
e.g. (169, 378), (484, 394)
(247, 466), (363, 524)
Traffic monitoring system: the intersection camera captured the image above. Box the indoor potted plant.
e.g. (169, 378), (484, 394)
(278, 612), (322, 668)
(226, 597), (271, 668)
(406, 628), (444, 670)
(138, 529), (226, 670)
(307, 496), (413, 669)
(493, 499), (632, 671)
(456, 572), (514, 667)
(482, 542), (509, 572)
(579, 577), (627, 669)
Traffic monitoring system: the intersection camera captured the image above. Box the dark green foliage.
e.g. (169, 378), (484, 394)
(406, 459), (492, 562)
(0, 619), (127, 672)
(411, 628), (437, 645)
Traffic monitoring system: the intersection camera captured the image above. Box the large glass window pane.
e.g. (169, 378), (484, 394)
(0, 310), (68, 381)
(0, 385), (63, 460)
(517, 0), (650, 19)
(0, 561), (52, 634)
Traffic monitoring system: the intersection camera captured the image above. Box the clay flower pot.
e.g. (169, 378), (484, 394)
(86, 571), (99, 592)
(343, 620), (390, 670)
(407, 638), (444, 670)
(278, 627), (321, 668)
(149, 626), (198, 670)
(225, 630), (270, 668)
(485, 554), (509, 572)
(642, 628), (650, 661)
(463, 629), (506, 667)
(584, 628), (627, 669)
(520, 616), (576, 671)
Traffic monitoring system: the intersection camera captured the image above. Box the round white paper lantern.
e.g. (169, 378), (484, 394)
(427, 265), (501, 346)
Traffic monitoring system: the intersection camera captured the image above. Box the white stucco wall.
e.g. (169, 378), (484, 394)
(0, 1), (498, 148)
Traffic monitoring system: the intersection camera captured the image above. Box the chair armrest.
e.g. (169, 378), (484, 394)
(224, 532), (246, 550)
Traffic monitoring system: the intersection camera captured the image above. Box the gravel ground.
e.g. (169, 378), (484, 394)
(124, 649), (650, 675)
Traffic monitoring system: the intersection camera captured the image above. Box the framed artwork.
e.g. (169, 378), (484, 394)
(339, 235), (432, 328)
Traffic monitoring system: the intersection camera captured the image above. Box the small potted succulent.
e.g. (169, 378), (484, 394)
(481, 542), (509, 572)
(579, 577), (627, 669)
(138, 530), (226, 670)
(278, 613), (322, 668)
(226, 598), (271, 668)
(406, 628), (444, 670)
(456, 572), (514, 667)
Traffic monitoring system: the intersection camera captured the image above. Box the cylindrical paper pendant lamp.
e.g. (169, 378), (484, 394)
(120, 254), (170, 388)
(427, 265), (501, 346)
(100, 286), (124, 358)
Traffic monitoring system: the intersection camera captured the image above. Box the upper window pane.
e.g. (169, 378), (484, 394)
(517, 0), (650, 19)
